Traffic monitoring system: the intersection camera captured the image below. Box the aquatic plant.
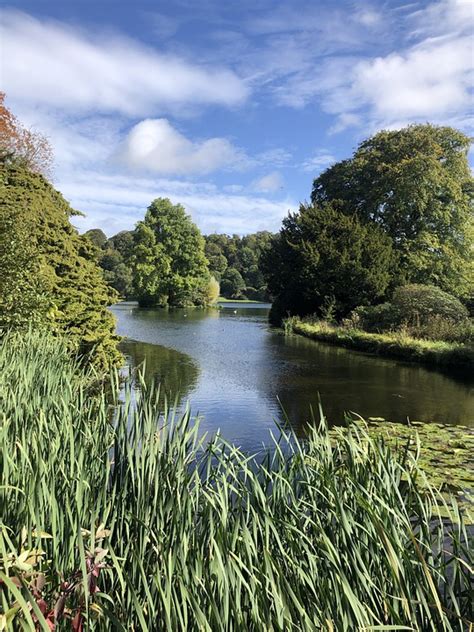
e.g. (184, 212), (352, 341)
(1, 330), (472, 630)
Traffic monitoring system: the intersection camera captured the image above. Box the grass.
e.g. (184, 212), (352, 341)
(1, 330), (473, 630)
(290, 319), (474, 369)
(217, 297), (268, 304)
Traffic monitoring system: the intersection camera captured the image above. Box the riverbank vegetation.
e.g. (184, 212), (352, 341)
(284, 283), (474, 368)
(288, 318), (474, 369)
(85, 227), (274, 303)
(1, 94), (473, 630)
(264, 124), (473, 367)
(0, 95), (121, 369)
(1, 330), (473, 630)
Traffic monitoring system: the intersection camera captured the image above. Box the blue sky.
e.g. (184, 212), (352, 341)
(1, 0), (472, 236)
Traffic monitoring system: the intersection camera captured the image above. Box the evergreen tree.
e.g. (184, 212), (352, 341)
(263, 203), (395, 323)
(0, 159), (121, 369)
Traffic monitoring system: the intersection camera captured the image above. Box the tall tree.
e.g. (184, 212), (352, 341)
(0, 159), (121, 369)
(262, 203), (395, 323)
(311, 124), (474, 298)
(132, 198), (211, 307)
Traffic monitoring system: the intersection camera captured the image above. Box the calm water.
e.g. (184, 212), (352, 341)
(111, 302), (474, 451)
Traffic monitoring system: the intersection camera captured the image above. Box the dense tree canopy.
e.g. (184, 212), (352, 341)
(204, 231), (273, 300)
(311, 124), (474, 298)
(263, 203), (395, 323)
(84, 229), (135, 298)
(0, 160), (121, 368)
(131, 198), (212, 307)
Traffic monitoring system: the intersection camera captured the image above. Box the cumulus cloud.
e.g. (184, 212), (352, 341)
(62, 172), (294, 236)
(251, 171), (284, 192)
(312, 1), (473, 132)
(115, 119), (245, 175)
(0, 10), (248, 116)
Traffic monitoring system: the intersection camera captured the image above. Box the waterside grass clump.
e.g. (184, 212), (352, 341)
(288, 319), (474, 370)
(1, 331), (473, 630)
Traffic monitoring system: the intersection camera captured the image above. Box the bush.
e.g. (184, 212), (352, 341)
(416, 315), (474, 344)
(392, 284), (469, 326)
(352, 285), (472, 343)
(351, 303), (399, 332)
(203, 275), (220, 305)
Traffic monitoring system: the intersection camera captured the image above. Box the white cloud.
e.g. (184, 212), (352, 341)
(301, 151), (335, 173)
(353, 36), (473, 121)
(0, 10), (248, 116)
(62, 172), (294, 236)
(315, 1), (474, 132)
(251, 171), (284, 192)
(116, 118), (245, 175)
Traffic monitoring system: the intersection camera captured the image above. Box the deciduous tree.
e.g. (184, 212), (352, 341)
(311, 124), (474, 297)
(131, 198), (211, 307)
(0, 92), (53, 179)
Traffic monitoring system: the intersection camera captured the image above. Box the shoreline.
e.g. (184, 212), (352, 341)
(291, 321), (474, 370)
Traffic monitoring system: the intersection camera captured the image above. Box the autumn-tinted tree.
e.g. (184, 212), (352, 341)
(263, 203), (395, 324)
(0, 92), (53, 179)
(131, 198), (211, 307)
(0, 159), (121, 369)
(311, 124), (474, 298)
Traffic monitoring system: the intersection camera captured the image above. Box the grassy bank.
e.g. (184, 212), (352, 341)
(291, 319), (474, 369)
(217, 297), (268, 304)
(1, 331), (473, 630)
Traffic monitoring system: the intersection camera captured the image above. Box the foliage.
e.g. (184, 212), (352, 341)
(83, 228), (108, 249)
(0, 92), (53, 179)
(0, 160), (121, 370)
(131, 198), (210, 307)
(391, 284), (469, 326)
(204, 275), (220, 305)
(204, 231), (273, 300)
(1, 331), (473, 630)
(342, 419), (474, 498)
(311, 124), (474, 298)
(84, 229), (135, 298)
(291, 319), (474, 369)
(263, 203), (395, 324)
(353, 285), (472, 343)
(220, 267), (246, 299)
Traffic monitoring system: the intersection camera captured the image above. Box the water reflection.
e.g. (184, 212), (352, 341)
(111, 303), (474, 451)
(120, 339), (199, 408)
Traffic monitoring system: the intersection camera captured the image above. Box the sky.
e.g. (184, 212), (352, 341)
(1, 0), (473, 236)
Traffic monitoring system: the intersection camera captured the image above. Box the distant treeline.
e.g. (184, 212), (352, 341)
(85, 225), (274, 302)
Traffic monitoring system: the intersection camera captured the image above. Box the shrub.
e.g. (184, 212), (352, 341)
(203, 275), (220, 305)
(351, 303), (399, 332)
(392, 284), (469, 326)
(352, 285), (472, 343)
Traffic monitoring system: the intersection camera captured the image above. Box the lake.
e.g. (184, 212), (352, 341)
(111, 302), (474, 452)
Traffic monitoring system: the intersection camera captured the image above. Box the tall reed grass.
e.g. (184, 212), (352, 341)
(1, 330), (472, 630)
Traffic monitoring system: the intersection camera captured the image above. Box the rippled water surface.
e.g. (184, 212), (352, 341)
(111, 302), (474, 451)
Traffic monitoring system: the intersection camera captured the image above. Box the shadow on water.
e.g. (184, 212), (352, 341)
(119, 339), (200, 410)
(111, 302), (474, 452)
